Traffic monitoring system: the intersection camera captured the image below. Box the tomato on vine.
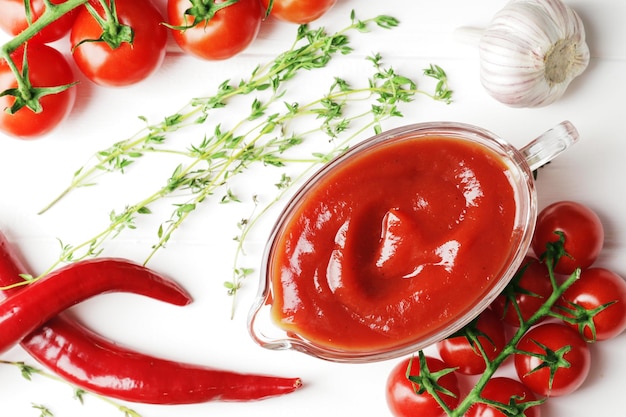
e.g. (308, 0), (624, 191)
(437, 308), (506, 375)
(386, 355), (460, 417)
(0, 0), (80, 44)
(70, 0), (167, 87)
(261, 0), (337, 24)
(557, 267), (626, 342)
(0, 43), (76, 139)
(531, 201), (604, 275)
(491, 256), (553, 327)
(514, 322), (590, 397)
(466, 377), (542, 417)
(167, 0), (263, 60)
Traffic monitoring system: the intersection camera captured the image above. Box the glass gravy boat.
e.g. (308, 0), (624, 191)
(248, 121), (579, 363)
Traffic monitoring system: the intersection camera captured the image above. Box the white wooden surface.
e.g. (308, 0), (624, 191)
(1, 0), (625, 416)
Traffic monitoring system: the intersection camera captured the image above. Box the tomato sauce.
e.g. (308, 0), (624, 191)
(268, 135), (517, 352)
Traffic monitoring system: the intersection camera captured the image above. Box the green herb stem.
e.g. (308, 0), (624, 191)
(36, 14), (367, 214)
(0, 360), (143, 417)
(27, 13), (452, 315)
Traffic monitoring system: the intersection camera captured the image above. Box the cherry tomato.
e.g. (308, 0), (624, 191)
(261, 0), (337, 24)
(557, 267), (626, 342)
(0, 44), (76, 139)
(491, 256), (553, 327)
(386, 356), (459, 417)
(167, 0), (262, 60)
(0, 0), (79, 44)
(514, 322), (590, 397)
(531, 201), (604, 275)
(70, 0), (167, 86)
(466, 377), (541, 417)
(437, 308), (506, 375)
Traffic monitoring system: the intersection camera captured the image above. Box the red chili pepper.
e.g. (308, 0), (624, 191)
(0, 233), (302, 403)
(0, 257), (191, 354)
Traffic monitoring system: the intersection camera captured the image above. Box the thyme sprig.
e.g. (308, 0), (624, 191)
(38, 12), (396, 213)
(30, 12), (452, 305)
(224, 57), (453, 315)
(411, 239), (582, 416)
(0, 360), (143, 417)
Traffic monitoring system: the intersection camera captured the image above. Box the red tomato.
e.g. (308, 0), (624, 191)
(0, 44), (76, 139)
(386, 356), (460, 417)
(466, 377), (541, 417)
(531, 201), (604, 275)
(491, 256), (553, 327)
(514, 322), (590, 397)
(437, 308), (506, 375)
(167, 0), (262, 60)
(0, 0), (79, 44)
(70, 0), (167, 86)
(558, 267), (626, 342)
(261, 0), (337, 24)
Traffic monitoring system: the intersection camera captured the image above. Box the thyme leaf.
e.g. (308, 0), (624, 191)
(0, 360), (143, 417)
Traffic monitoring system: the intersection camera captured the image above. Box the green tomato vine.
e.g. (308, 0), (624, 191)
(0, 0), (87, 114)
(0, 0), (136, 115)
(410, 237), (587, 416)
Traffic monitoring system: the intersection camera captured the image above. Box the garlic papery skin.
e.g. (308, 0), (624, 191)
(462, 0), (590, 108)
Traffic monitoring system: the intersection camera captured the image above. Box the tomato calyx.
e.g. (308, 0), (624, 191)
(446, 316), (498, 358)
(537, 231), (572, 274)
(168, 0), (240, 30)
(478, 394), (544, 417)
(73, 0), (134, 51)
(555, 300), (615, 342)
(1, 45), (76, 114)
(0, 0), (84, 115)
(406, 352), (459, 412)
(514, 339), (572, 393)
(497, 262), (545, 322)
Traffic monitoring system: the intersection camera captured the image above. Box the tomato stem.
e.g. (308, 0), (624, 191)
(415, 238), (582, 416)
(449, 269), (579, 416)
(263, 0), (274, 19)
(0, 0), (88, 55)
(76, 0), (134, 50)
(170, 0), (241, 30)
(0, 0), (87, 113)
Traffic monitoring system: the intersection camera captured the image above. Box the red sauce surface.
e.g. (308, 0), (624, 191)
(268, 135), (517, 352)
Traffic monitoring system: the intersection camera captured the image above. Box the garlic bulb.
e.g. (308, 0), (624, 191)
(459, 0), (590, 108)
